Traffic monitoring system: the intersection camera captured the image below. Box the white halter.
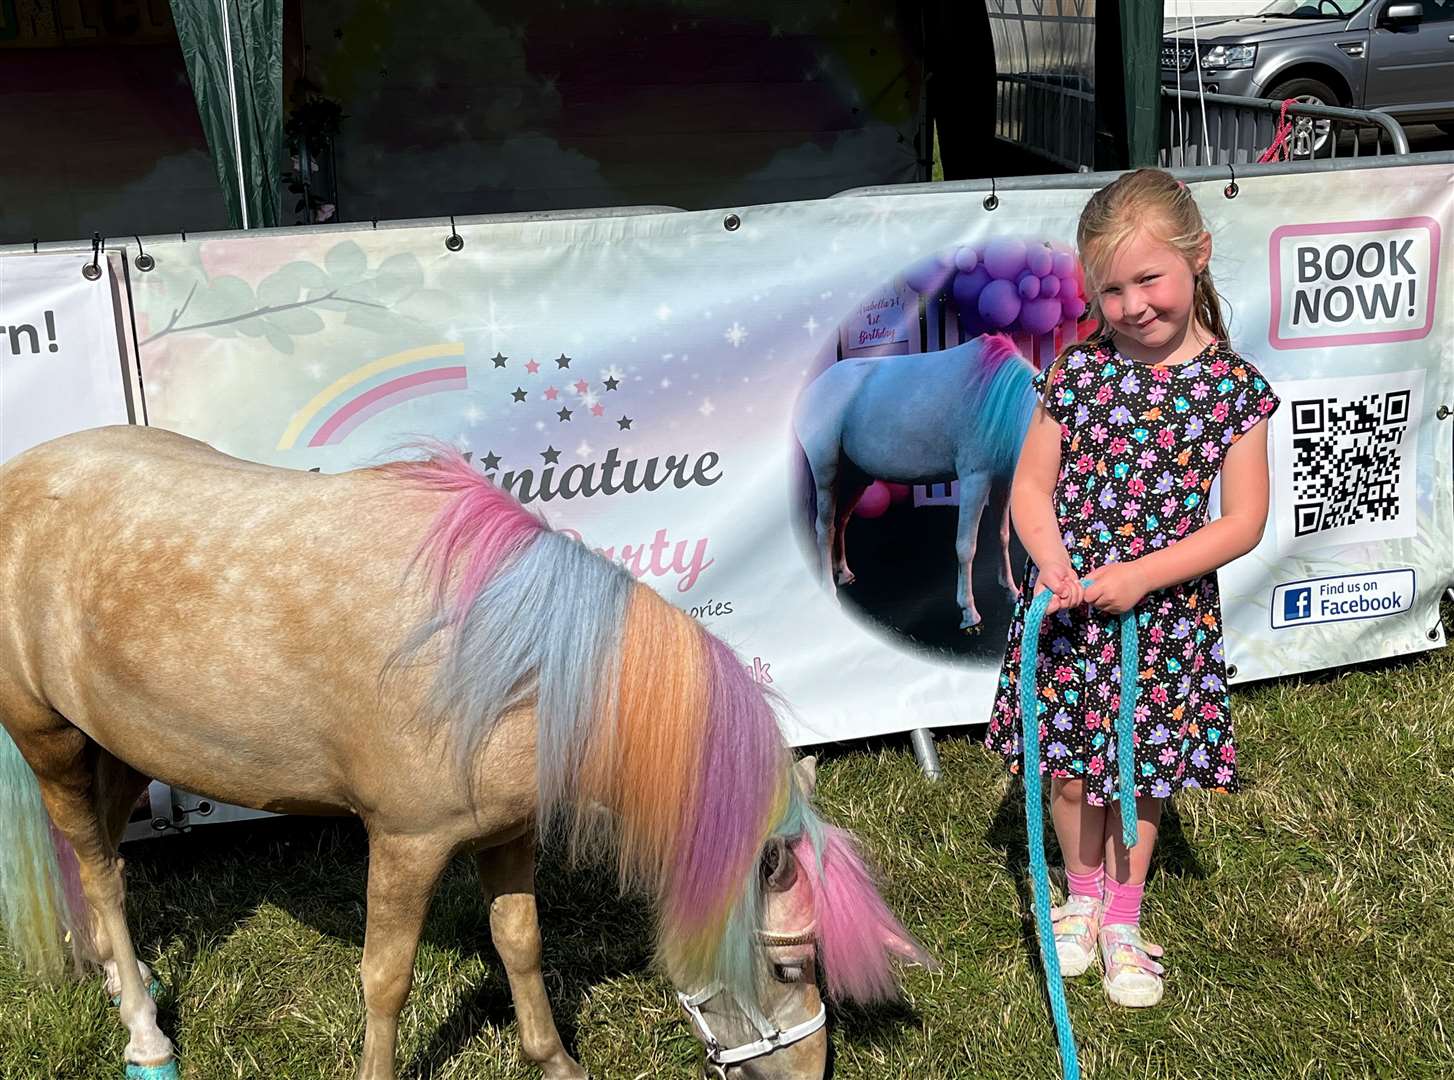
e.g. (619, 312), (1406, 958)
(676, 923), (826, 1076)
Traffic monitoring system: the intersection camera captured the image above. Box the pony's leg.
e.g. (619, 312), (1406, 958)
(28, 728), (174, 1072)
(812, 475), (839, 589)
(94, 756), (153, 998)
(832, 480), (869, 586)
(477, 834), (585, 1079)
(996, 493), (1020, 602)
(356, 830), (452, 1080)
(954, 470), (993, 631)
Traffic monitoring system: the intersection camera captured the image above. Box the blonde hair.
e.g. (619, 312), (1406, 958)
(1046, 168), (1229, 386)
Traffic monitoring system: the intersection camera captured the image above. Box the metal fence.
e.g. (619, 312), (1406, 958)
(1161, 88), (1409, 167)
(988, 0), (1096, 172)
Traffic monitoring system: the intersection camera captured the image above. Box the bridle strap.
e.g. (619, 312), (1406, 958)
(678, 921), (825, 1069)
(677, 986), (827, 1068)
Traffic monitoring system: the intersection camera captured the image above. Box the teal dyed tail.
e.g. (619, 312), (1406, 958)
(0, 725), (83, 979)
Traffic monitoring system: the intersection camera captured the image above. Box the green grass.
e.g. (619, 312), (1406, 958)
(3, 601), (1453, 1078)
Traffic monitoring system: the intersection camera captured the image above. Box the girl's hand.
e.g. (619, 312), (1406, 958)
(1083, 562), (1149, 615)
(1033, 563), (1084, 615)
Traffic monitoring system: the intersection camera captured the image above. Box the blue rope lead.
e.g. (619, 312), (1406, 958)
(1019, 578), (1141, 1080)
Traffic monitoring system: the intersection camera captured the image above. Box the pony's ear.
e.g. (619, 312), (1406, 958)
(761, 836), (798, 892)
(883, 926), (939, 970)
(793, 755), (818, 796)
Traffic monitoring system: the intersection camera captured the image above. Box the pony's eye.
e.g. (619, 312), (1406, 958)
(772, 962), (805, 983)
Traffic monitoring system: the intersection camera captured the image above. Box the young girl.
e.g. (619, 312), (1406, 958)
(985, 169), (1280, 1007)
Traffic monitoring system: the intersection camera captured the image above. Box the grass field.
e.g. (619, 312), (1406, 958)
(2, 601), (1452, 1079)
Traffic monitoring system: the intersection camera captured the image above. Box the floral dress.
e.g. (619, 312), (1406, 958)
(985, 339), (1280, 805)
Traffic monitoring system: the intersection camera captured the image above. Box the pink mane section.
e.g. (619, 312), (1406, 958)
(978, 332), (1020, 378)
(793, 830), (933, 1003)
(380, 443), (547, 621)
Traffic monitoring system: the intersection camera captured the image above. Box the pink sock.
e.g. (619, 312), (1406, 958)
(1102, 877), (1145, 928)
(1065, 865), (1105, 902)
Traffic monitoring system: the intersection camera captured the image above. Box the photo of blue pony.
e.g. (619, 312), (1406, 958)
(793, 333), (1039, 632)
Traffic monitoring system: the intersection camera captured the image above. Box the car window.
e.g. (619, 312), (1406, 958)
(1416, 0), (1454, 23)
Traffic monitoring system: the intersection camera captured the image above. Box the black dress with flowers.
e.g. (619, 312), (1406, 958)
(985, 339), (1280, 805)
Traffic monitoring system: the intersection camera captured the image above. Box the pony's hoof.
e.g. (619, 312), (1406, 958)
(959, 621), (983, 636)
(835, 570), (857, 586)
(111, 978), (161, 1007)
(125, 1060), (180, 1080)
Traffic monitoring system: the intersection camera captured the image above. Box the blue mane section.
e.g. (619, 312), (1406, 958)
(974, 350), (1038, 478)
(423, 529), (635, 822)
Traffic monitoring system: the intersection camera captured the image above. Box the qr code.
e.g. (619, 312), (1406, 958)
(1276, 372), (1423, 552)
(1290, 391), (1410, 535)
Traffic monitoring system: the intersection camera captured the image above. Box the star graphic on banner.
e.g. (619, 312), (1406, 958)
(540, 446), (561, 464)
(590, 403), (605, 417)
(511, 387), (527, 403)
(603, 376), (620, 391)
(525, 358), (540, 374)
(557, 407), (573, 422)
(491, 353), (508, 368)
(482, 451), (501, 471)
(617, 416), (633, 430)
(544, 386), (560, 401)
(573, 378), (589, 395)
(555, 353), (572, 369)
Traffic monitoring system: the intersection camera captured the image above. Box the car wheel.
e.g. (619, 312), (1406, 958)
(1263, 77), (1340, 158)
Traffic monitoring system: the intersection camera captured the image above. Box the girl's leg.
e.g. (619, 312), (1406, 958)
(1100, 795), (1167, 1007)
(1102, 796), (1164, 927)
(1050, 777), (1108, 898)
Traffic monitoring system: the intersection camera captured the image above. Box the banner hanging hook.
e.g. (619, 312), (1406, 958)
(82, 232), (104, 281)
(983, 177), (999, 212)
(445, 216), (464, 251)
(1224, 164), (1239, 200)
(134, 235), (155, 272)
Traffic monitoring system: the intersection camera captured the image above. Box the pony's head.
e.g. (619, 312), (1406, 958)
(678, 758), (932, 1080)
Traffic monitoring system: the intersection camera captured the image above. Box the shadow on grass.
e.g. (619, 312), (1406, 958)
(119, 815), (653, 1075)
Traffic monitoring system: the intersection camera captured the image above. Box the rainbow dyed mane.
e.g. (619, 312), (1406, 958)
(383, 446), (925, 1009)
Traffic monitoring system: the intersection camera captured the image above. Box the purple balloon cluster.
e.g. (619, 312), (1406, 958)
(903, 239), (1088, 337)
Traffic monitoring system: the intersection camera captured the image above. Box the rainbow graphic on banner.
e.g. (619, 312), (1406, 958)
(277, 343), (468, 450)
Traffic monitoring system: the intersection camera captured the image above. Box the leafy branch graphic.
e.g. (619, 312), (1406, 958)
(140, 241), (424, 354)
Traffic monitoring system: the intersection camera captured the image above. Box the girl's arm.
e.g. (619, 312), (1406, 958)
(1011, 404), (1083, 613)
(1085, 418), (1272, 612)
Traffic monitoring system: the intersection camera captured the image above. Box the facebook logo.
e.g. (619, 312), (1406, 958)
(1282, 587), (1313, 622)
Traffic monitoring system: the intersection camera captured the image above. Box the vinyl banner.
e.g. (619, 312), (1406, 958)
(128, 161), (1454, 743)
(1, 253), (131, 463)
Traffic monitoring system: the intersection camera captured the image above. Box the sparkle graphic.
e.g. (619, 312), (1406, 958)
(575, 440), (593, 458)
(803, 315), (820, 335)
(698, 398), (715, 417)
(463, 405), (484, 425)
(724, 321), (748, 347)
(656, 304), (672, 320)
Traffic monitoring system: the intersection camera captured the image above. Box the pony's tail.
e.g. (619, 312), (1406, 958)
(0, 726), (90, 980)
